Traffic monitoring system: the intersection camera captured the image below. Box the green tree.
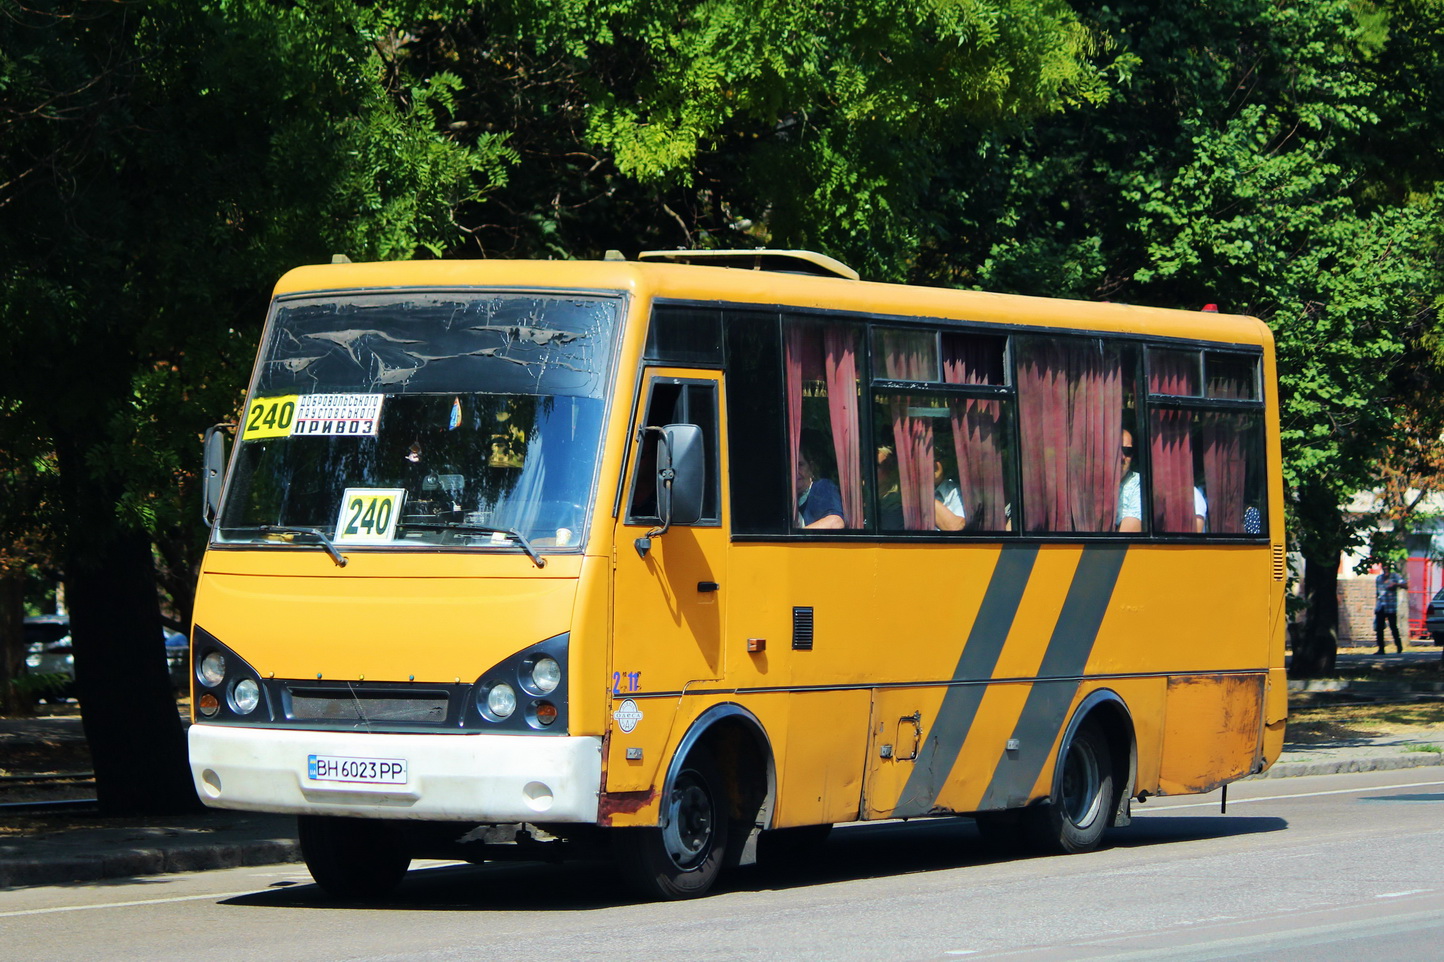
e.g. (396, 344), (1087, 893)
(0, 0), (508, 812)
(403, 0), (1110, 277)
(924, 0), (1444, 676)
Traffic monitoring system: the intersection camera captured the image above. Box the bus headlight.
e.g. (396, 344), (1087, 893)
(530, 656), (561, 694)
(198, 651), (226, 687)
(486, 683), (517, 719)
(231, 678), (260, 714)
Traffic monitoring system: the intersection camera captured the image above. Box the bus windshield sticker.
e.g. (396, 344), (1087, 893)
(293, 393), (384, 437)
(241, 395), (300, 440)
(241, 393), (384, 441)
(334, 488), (406, 543)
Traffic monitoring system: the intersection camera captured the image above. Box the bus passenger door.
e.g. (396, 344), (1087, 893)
(611, 371), (727, 712)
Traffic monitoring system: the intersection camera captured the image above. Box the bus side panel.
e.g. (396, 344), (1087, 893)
(774, 689), (870, 828)
(892, 545), (1084, 817)
(1157, 673), (1265, 795)
(568, 554), (612, 737)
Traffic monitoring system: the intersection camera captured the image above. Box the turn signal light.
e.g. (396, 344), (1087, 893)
(534, 701), (558, 726)
(198, 693), (220, 717)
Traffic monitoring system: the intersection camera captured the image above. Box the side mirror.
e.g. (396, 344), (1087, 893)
(659, 423), (704, 526)
(634, 423), (705, 557)
(202, 424), (230, 526)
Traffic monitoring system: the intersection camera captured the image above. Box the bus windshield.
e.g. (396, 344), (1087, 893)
(215, 291), (620, 552)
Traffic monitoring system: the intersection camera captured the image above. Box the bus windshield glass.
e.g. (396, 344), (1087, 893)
(215, 291), (620, 552)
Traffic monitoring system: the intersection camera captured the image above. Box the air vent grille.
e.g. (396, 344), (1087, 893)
(792, 606), (815, 651)
(1272, 544), (1286, 582)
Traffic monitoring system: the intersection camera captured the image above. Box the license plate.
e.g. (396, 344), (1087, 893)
(307, 754), (408, 785)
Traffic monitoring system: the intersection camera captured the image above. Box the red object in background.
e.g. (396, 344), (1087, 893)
(1202, 304), (1219, 312)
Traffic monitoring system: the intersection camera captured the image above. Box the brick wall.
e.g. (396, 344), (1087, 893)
(1338, 577), (1377, 643)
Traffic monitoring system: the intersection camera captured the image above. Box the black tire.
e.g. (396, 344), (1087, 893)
(298, 815), (411, 900)
(1432, 632), (1444, 646)
(757, 823), (832, 867)
(1025, 720), (1115, 854)
(613, 748), (729, 900)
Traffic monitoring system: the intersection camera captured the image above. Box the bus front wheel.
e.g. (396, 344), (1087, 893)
(1026, 720), (1115, 855)
(298, 815), (411, 900)
(613, 748), (729, 900)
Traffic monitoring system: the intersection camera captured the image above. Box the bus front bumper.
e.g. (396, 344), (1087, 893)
(188, 725), (602, 823)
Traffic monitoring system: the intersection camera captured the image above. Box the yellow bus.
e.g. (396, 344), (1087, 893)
(190, 250), (1285, 900)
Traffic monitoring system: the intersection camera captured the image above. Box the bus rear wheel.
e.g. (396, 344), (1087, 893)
(298, 815), (411, 900)
(613, 748), (729, 900)
(1026, 719), (1115, 854)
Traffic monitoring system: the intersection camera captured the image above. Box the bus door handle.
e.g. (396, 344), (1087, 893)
(895, 711), (923, 762)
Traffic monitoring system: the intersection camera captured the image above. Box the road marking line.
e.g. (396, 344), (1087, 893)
(1142, 777), (1444, 811)
(0, 888), (264, 918)
(1377, 890), (1430, 898)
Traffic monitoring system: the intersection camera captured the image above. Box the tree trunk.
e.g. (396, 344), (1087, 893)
(1290, 478), (1350, 680)
(0, 571), (29, 716)
(1292, 551), (1341, 678)
(57, 435), (200, 815)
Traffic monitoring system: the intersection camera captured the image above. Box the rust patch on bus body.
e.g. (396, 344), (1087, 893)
(1158, 672), (1264, 795)
(597, 789), (657, 825)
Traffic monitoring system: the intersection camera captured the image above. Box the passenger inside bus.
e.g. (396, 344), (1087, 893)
(934, 460), (966, 531)
(876, 447), (903, 528)
(1117, 429), (1143, 533)
(796, 445), (845, 529)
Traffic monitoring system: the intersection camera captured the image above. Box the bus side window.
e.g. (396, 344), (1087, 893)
(626, 380), (720, 525)
(725, 311), (790, 535)
(1015, 337), (1135, 534)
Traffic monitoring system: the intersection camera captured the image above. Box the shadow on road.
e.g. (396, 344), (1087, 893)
(219, 810), (1288, 913)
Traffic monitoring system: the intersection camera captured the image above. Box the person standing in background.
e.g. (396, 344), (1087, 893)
(1375, 564), (1409, 655)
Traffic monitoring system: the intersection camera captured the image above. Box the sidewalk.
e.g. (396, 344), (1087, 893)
(4, 669), (1444, 890)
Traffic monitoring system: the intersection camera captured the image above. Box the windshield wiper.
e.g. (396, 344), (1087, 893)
(255, 525), (348, 567)
(402, 521), (546, 568)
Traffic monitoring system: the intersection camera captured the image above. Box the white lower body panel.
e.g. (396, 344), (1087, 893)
(189, 725), (602, 822)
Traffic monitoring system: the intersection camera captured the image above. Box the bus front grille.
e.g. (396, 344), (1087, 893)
(287, 687), (450, 725)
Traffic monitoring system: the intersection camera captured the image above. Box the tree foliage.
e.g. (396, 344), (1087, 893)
(0, 0), (506, 811)
(911, 0), (1444, 674)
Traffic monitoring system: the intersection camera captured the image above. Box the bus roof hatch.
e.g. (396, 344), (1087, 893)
(637, 249), (859, 281)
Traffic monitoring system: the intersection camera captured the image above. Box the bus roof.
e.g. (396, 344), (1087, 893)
(272, 255), (1270, 347)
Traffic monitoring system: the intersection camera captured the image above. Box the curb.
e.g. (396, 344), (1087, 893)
(1253, 750), (1444, 779)
(0, 837), (301, 889)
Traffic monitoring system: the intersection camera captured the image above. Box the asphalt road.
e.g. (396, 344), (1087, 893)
(2, 768), (1442, 962)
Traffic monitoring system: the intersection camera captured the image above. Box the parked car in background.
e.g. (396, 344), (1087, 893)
(1426, 588), (1444, 645)
(21, 615), (191, 699)
(22, 614), (75, 702)
(165, 629), (189, 692)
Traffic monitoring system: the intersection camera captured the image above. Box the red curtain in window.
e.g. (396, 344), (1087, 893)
(785, 321), (861, 526)
(785, 324), (806, 519)
(878, 331), (934, 529)
(942, 341), (1008, 530)
(1148, 355), (1200, 532)
(1201, 415), (1245, 533)
(1016, 339), (1122, 532)
(824, 326), (863, 526)
(1202, 373), (1248, 534)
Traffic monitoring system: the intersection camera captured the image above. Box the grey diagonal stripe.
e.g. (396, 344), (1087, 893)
(892, 544), (1040, 818)
(977, 543), (1129, 810)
